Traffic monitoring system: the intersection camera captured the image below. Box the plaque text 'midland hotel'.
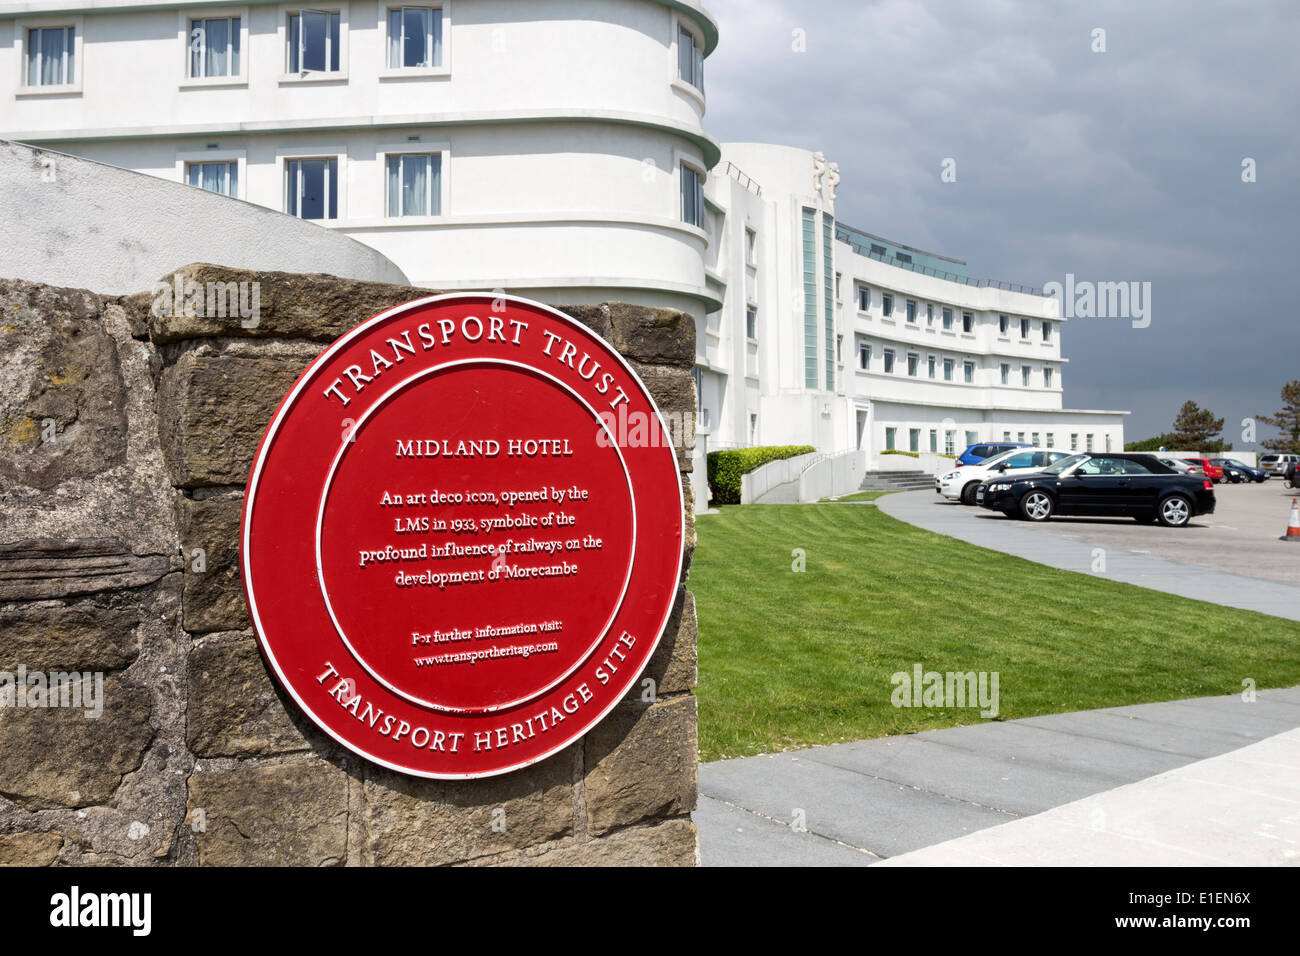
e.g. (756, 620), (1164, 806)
(394, 438), (575, 458)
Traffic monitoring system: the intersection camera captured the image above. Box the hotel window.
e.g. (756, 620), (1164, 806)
(1021, 365), (1031, 387)
(963, 361), (975, 383)
(1046, 433), (1055, 448)
(907, 353), (919, 376)
(926, 303), (934, 325)
(906, 300), (917, 323)
(186, 160), (238, 198)
(1042, 322), (1052, 342)
(1031, 432), (1040, 445)
(857, 285), (870, 312)
(927, 355), (936, 379)
(909, 429), (921, 453)
(1000, 363), (1010, 385)
(961, 311), (974, 334)
(1003, 431), (1012, 442)
(944, 431), (955, 455)
(386, 153), (441, 217)
(1105, 435), (1112, 452)
(289, 9), (342, 73)
(1017, 432), (1026, 442)
(998, 314), (1009, 336)
(929, 430), (937, 453)
(943, 358), (954, 381)
(286, 157), (339, 220)
(858, 343), (870, 370)
(885, 427), (897, 451)
(1020, 317), (1030, 339)
(882, 293), (894, 317)
(680, 163), (703, 227)
(189, 15), (241, 78)
(965, 430), (978, 447)
(678, 23), (704, 92)
(387, 5), (442, 69)
(745, 227), (757, 265)
(1086, 433), (1095, 452)
(835, 272), (843, 301)
(1070, 433), (1079, 450)
(746, 306), (758, 341)
(942, 307), (953, 331)
(1044, 367), (1054, 388)
(895, 252), (913, 266)
(869, 243), (886, 257)
(883, 349), (895, 373)
(25, 25), (76, 87)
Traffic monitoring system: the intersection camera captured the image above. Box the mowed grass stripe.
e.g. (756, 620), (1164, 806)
(692, 504), (1300, 761)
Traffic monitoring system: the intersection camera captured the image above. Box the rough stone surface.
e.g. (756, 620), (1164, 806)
(0, 280), (127, 490)
(0, 676), (153, 810)
(361, 749), (574, 866)
(187, 635), (310, 758)
(638, 588), (698, 698)
(584, 696), (698, 835)
(0, 538), (170, 602)
(157, 343), (321, 487)
(0, 601), (141, 672)
(478, 818), (698, 867)
(179, 495), (247, 632)
(134, 264), (437, 344)
(607, 303), (695, 367)
(187, 758), (350, 866)
(0, 831), (64, 866)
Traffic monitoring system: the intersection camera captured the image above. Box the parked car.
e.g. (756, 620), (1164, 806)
(1209, 457), (1267, 483)
(1158, 457), (1199, 475)
(1261, 453), (1300, 477)
(955, 442), (1031, 467)
(937, 447), (1073, 505)
(975, 452), (1216, 527)
(1181, 457), (1224, 483)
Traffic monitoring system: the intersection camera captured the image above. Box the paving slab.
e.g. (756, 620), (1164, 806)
(695, 689), (1300, 866)
(695, 795), (878, 867)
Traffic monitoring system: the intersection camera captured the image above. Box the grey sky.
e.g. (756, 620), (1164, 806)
(702, 0), (1299, 444)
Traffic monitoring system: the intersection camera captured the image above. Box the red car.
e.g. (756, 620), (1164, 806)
(1182, 458), (1224, 483)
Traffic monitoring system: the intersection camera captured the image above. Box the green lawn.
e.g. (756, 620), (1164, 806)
(692, 503), (1300, 762)
(818, 490), (894, 503)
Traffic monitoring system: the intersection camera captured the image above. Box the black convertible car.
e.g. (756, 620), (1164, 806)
(976, 452), (1216, 526)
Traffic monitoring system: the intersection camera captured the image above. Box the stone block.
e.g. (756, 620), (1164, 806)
(179, 495), (247, 632)
(0, 602), (140, 671)
(187, 636), (309, 758)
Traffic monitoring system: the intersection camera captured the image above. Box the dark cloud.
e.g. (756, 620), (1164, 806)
(703, 0), (1300, 442)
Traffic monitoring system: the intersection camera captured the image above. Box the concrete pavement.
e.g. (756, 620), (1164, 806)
(876, 488), (1300, 620)
(694, 688), (1300, 866)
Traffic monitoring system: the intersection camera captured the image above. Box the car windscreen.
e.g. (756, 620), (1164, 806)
(1044, 453), (1088, 475)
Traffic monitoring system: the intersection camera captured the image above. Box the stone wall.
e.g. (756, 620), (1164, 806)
(0, 264), (698, 866)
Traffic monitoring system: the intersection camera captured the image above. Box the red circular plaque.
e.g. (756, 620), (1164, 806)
(241, 295), (685, 778)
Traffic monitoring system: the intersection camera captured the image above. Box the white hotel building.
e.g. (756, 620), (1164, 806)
(1, 0), (1124, 479)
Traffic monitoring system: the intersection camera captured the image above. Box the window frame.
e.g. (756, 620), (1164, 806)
(881, 293), (894, 318)
(858, 342), (871, 370)
(672, 15), (705, 101)
(883, 348), (896, 374)
(906, 299), (917, 324)
(175, 148), (247, 200)
(961, 311), (974, 334)
(18, 17), (84, 95)
(279, 149), (347, 223)
(1020, 317), (1031, 339)
(179, 7), (249, 87)
(379, 2), (450, 78)
(1021, 365), (1031, 387)
(381, 145), (448, 220)
(906, 352), (919, 376)
(943, 358), (954, 381)
(678, 158), (706, 230)
(941, 307), (953, 331)
(1000, 362), (1010, 385)
(963, 360), (975, 384)
(745, 305), (758, 342)
(281, 4), (350, 82)
(856, 285), (870, 313)
(998, 314), (1009, 336)
(745, 227), (757, 267)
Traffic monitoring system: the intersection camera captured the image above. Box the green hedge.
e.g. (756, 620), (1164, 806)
(706, 445), (816, 505)
(881, 449), (918, 458)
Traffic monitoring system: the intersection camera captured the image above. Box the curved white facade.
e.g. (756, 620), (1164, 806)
(0, 0), (721, 314)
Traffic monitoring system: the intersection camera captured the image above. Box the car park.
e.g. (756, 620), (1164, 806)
(1209, 457), (1267, 483)
(1181, 457), (1224, 483)
(937, 447), (1072, 505)
(955, 442), (1031, 467)
(1261, 453), (1300, 477)
(975, 452), (1216, 527)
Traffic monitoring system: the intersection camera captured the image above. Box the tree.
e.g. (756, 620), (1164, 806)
(1125, 434), (1173, 452)
(1168, 401), (1224, 452)
(1258, 380), (1300, 453)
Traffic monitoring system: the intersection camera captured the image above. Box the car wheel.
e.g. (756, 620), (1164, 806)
(1019, 490), (1054, 522)
(1157, 494), (1192, 527)
(961, 482), (980, 506)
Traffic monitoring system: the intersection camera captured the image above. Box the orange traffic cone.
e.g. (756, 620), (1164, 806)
(1282, 498), (1300, 542)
